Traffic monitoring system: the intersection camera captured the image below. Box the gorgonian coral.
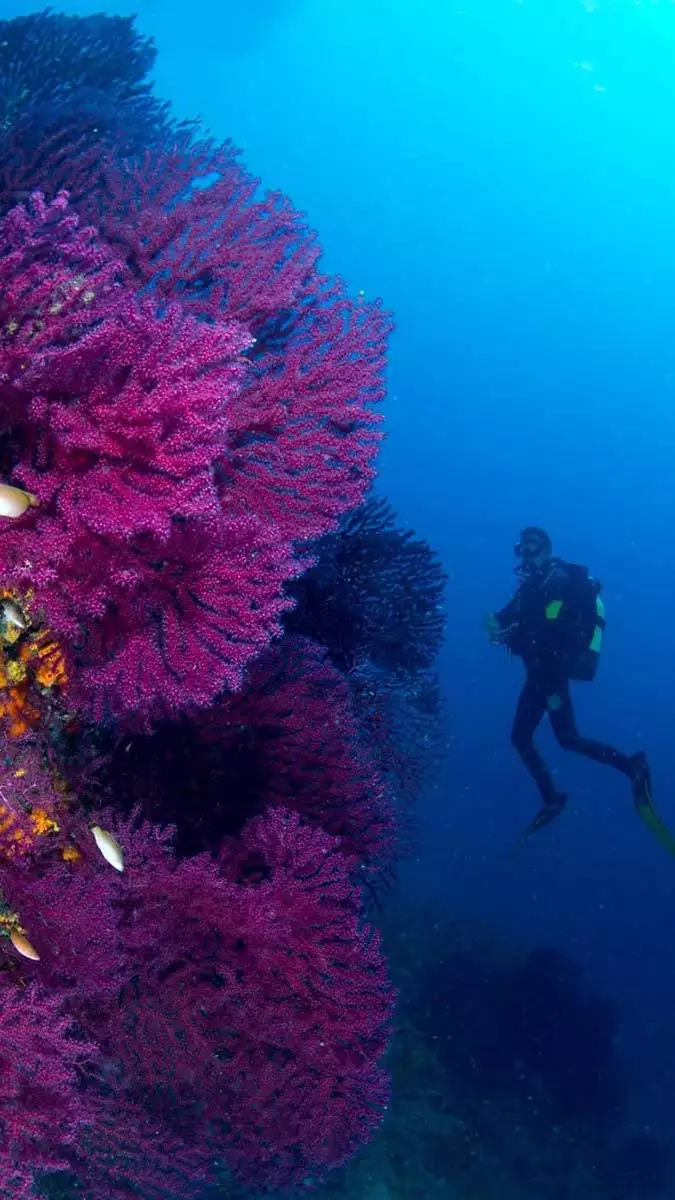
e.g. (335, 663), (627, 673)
(0, 191), (298, 721)
(201, 637), (399, 871)
(0, 20), (403, 1200)
(73, 134), (391, 542)
(0, 587), (68, 739)
(286, 497), (448, 807)
(97, 636), (398, 871)
(288, 495), (447, 676)
(0, 801), (393, 1196)
(0, 749), (64, 868)
(0, 981), (95, 1199)
(0, 10), (172, 215)
(0, 165), (390, 724)
(349, 663), (448, 810)
(0, 26), (392, 730)
(210, 808), (393, 1187)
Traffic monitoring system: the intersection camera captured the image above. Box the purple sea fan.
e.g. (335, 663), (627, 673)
(0, 11), (172, 215)
(2, 848), (124, 1038)
(0, 800), (393, 1195)
(77, 807), (393, 1193)
(0, 980), (96, 1197)
(216, 808), (395, 1189)
(76, 136), (391, 543)
(71, 1091), (213, 1200)
(0, 192), (298, 721)
(74, 513), (299, 721)
(200, 636), (399, 871)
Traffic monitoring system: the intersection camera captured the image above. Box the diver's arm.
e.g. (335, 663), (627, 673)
(495, 592), (521, 629)
(485, 592), (521, 642)
(484, 612), (502, 640)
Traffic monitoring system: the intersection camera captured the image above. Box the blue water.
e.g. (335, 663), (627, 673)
(9, 0), (675, 1187)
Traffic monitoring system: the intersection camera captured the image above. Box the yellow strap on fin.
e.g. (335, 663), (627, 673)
(545, 600), (563, 620)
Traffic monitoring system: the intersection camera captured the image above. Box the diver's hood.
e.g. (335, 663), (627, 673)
(514, 526), (552, 562)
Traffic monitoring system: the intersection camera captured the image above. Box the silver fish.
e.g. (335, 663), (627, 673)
(91, 825), (124, 873)
(1, 599), (27, 631)
(0, 484), (37, 519)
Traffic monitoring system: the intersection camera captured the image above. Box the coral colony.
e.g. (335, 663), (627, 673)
(0, 10), (446, 1199)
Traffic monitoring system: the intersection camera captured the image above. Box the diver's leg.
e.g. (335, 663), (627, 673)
(511, 672), (562, 806)
(548, 682), (632, 775)
(548, 689), (675, 856)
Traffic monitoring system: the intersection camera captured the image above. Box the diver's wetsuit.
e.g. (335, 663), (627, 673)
(496, 558), (632, 808)
(511, 659), (631, 806)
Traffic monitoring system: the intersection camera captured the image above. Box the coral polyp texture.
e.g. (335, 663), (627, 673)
(95, 635), (399, 870)
(204, 637), (400, 868)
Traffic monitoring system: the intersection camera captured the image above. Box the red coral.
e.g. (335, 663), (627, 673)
(70, 513), (297, 719)
(0, 189), (119, 352)
(0, 142), (391, 724)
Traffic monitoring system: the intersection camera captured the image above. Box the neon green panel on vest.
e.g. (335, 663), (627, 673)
(589, 625), (603, 653)
(545, 600), (563, 620)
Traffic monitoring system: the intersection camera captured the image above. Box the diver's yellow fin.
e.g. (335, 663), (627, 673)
(631, 755), (675, 858)
(635, 801), (675, 857)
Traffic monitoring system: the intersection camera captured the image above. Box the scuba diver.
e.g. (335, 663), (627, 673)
(486, 527), (674, 851)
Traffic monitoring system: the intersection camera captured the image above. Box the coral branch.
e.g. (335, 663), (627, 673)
(0, 193), (298, 720)
(76, 137), (390, 541)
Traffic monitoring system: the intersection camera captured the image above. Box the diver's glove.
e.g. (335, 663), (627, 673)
(484, 612), (507, 644)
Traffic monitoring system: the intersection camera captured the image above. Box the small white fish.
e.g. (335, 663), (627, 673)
(10, 929), (40, 961)
(91, 825), (124, 872)
(0, 484), (37, 520)
(0, 599), (27, 631)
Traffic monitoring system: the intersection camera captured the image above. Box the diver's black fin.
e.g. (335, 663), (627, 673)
(516, 792), (568, 848)
(630, 753), (675, 858)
